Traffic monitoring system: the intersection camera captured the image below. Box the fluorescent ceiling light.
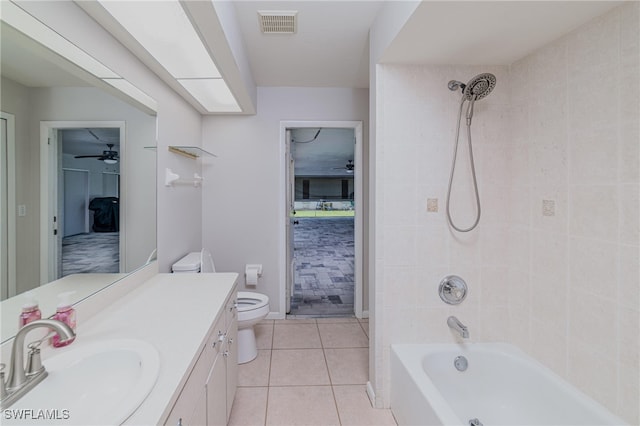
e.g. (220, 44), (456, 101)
(1, 1), (119, 79)
(178, 79), (241, 113)
(103, 78), (158, 113)
(98, 1), (221, 79)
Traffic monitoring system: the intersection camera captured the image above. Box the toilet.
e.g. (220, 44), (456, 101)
(172, 250), (269, 364)
(235, 291), (269, 364)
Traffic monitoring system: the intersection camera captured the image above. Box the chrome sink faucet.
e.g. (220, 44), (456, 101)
(1, 319), (75, 409)
(447, 316), (469, 338)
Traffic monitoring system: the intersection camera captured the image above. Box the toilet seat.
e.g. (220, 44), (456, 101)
(237, 291), (269, 312)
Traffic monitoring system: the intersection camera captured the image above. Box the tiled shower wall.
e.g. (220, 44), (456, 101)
(374, 3), (639, 423)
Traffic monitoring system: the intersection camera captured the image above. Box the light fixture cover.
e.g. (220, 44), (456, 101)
(98, 1), (221, 79)
(178, 79), (241, 112)
(103, 158), (118, 165)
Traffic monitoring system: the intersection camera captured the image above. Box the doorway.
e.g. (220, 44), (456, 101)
(40, 122), (124, 282)
(281, 121), (363, 318)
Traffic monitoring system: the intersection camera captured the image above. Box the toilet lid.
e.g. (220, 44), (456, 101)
(237, 292), (269, 312)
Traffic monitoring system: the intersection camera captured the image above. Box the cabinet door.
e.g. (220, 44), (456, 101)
(186, 390), (207, 426)
(206, 354), (227, 426)
(225, 319), (238, 421)
(165, 347), (207, 426)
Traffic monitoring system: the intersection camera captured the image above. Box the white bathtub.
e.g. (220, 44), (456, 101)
(390, 343), (626, 426)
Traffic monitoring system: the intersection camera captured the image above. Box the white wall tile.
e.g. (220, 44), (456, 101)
(569, 184), (619, 241)
(569, 237), (618, 300)
(373, 6), (638, 423)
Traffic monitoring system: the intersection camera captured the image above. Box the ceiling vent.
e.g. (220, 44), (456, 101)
(258, 11), (297, 34)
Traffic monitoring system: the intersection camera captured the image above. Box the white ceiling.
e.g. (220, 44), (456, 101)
(382, 1), (623, 65)
(61, 128), (120, 157)
(232, 0), (622, 88)
(291, 128), (355, 177)
(232, 1), (383, 88)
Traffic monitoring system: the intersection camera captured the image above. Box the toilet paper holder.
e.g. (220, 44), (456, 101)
(245, 264), (263, 285)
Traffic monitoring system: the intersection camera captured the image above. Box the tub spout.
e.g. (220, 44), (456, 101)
(447, 316), (469, 338)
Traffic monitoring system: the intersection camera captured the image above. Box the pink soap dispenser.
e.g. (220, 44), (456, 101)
(19, 292), (42, 327)
(51, 291), (77, 348)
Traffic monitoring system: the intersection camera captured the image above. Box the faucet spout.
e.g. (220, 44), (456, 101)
(6, 319), (75, 391)
(447, 316), (469, 338)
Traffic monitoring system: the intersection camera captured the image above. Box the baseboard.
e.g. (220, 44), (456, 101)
(266, 311), (286, 320)
(361, 310), (369, 319)
(366, 381), (376, 408)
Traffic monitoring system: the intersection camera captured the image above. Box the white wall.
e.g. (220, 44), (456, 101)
(202, 87), (368, 315)
(372, 3), (639, 424)
(15, 1), (204, 273)
(0, 77), (37, 294)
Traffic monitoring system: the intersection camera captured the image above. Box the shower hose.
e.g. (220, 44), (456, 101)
(446, 95), (481, 233)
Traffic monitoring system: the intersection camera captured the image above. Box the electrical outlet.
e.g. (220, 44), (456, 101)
(542, 200), (555, 217)
(18, 204), (26, 217)
(427, 198), (438, 213)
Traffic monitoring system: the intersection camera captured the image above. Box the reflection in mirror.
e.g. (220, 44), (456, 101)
(0, 21), (157, 343)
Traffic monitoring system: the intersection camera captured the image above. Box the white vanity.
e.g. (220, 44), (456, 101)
(0, 270), (239, 426)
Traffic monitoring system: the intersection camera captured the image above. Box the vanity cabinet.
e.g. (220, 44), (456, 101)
(164, 287), (238, 426)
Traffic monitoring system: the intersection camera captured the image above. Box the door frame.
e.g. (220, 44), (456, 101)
(279, 120), (364, 318)
(40, 120), (125, 284)
(0, 111), (17, 299)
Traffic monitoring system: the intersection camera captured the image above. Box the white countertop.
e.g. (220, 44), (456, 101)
(26, 272), (238, 425)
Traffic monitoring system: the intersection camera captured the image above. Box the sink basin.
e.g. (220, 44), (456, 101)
(7, 339), (160, 425)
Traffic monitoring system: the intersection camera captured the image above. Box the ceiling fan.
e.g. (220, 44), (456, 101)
(75, 143), (119, 164)
(333, 160), (354, 173)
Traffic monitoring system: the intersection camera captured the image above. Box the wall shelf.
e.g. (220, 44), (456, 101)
(168, 146), (217, 160)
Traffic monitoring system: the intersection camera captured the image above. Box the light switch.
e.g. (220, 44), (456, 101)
(18, 204), (26, 217)
(542, 200), (555, 217)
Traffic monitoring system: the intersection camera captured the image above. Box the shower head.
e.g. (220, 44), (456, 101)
(448, 80), (466, 92)
(463, 73), (496, 101)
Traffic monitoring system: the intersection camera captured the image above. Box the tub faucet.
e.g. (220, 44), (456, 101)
(1, 319), (75, 409)
(447, 316), (469, 338)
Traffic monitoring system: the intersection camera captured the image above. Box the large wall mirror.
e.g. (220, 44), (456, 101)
(0, 21), (157, 343)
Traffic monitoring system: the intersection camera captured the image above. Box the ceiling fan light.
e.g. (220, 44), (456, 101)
(103, 158), (118, 165)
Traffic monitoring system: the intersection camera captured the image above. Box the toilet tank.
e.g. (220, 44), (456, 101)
(172, 252), (201, 273)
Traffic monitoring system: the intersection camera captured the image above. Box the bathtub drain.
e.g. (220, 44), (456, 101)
(454, 355), (468, 371)
(469, 418), (483, 426)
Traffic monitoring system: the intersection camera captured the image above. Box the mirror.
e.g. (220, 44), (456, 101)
(0, 21), (157, 343)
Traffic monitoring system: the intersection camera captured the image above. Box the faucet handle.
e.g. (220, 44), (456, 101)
(25, 347), (44, 377)
(24, 332), (54, 377)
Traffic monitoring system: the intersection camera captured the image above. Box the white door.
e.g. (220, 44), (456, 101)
(1, 117), (7, 299)
(63, 169), (89, 237)
(285, 129), (295, 314)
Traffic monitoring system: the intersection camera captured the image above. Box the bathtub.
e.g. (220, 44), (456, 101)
(390, 343), (626, 426)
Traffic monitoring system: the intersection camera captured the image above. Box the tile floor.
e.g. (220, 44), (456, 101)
(291, 218), (355, 316)
(228, 318), (396, 426)
(62, 232), (119, 276)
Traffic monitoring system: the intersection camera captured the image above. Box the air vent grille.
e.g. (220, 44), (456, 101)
(258, 11), (297, 34)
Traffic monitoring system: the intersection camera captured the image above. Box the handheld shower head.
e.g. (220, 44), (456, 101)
(463, 73), (496, 101)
